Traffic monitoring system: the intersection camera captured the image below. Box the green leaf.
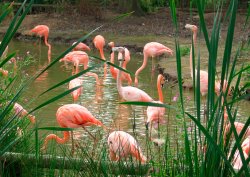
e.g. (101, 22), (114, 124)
(119, 101), (176, 110)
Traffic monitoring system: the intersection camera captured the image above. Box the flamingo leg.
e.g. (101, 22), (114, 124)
(82, 126), (98, 142)
(71, 130), (75, 155)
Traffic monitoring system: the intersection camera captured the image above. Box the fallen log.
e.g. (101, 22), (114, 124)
(0, 152), (151, 175)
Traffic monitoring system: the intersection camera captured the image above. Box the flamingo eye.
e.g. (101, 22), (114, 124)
(109, 141), (112, 144)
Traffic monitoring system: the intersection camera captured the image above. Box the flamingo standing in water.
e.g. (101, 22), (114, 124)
(72, 42), (90, 52)
(113, 47), (153, 102)
(13, 103), (36, 124)
(0, 68), (8, 77)
(93, 35), (107, 78)
(107, 131), (147, 163)
(30, 25), (51, 62)
(68, 78), (83, 102)
(108, 42), (132, 85)
(134, 42), (173, 86)
(185, 24), (210, 96)
(232, 136), (250, 171)
(41, 104), (104, 152)
(60, 51), (100, 84)
(146, 74), (166, 130)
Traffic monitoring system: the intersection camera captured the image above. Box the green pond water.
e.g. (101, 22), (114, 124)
(6, 39), (250, 148)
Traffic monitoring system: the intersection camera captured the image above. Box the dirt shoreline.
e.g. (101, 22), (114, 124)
(0, 8), (249, 51)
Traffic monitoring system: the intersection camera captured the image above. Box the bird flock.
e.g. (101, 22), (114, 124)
(0, 24), (249, 168)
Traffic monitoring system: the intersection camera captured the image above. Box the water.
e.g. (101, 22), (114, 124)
(7, 39), (250, 147)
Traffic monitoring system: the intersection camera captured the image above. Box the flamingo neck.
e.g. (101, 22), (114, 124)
(42, 131), (70, 150)
(135, 54), (148, 86)
(100, 48), (105, 60)
(44, 36), (51, 62)
(157, 75), (163, 102)
(86, 72), (100, 85)
(117, 60), (124, 96)
(110, 47), (115, 74)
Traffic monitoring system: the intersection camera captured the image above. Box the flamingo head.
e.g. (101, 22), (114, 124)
(108, 42), (114, 48)
(185, 24), (198, 33)
(112, 47), (125, 61)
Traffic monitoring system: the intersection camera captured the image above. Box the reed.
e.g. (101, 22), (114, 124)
(0, 0), (249, 176)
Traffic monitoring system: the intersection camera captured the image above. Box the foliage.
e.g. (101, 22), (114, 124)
(0, 0), (250, 176)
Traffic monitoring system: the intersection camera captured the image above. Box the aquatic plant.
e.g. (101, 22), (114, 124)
(0, 0), (249, 176)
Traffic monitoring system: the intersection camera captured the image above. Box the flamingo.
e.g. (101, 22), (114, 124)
(72, 42), (90, 52)
(113, 47), (153, 102)
(107, 131), (147, 163)
(93, 35), (105, 60)
(13, 103), (36, 124)
(0, 68), (8, 77)
(232, 136), (250, 171)
(68, 78), (83, 102)
(146, 74), (166, 130)
(185, 24), (210, 96)
(41, 104), (104, 152)
(60, 51), (100, 84)
(108, 42), (132, 85)
(30, 25), (51, 62)
(224, 121), (250, 144)
(93, 35), (107, 78)
(134, 42), (173, 86)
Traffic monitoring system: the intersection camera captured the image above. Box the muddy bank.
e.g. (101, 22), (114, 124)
(0, 8), (249, 49)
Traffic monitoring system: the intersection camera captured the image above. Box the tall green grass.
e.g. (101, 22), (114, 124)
(0, 0), (249, 176)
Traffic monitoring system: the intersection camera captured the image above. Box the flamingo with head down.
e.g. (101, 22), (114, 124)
(68, 78), (83, 102)
(13, 103), (36, 124)
(41, 104), (104, 152)
(30, 25), (51, 62)
(107, 131), (147, 163)
(60, 51), (100, 85)
(93, 35), (107, 78)
(72, 42), (90, 52)
(108, 42), (132, 85)
(134, 42), (173, 86)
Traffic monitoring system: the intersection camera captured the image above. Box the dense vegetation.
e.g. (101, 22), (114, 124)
(0, 0), (249, 176)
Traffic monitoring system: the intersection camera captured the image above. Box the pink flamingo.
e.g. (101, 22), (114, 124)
(224, 121), (250, 144)
(93, 35), (107, 78)
(72, 42), (91, 52)
(41, 104), (104, 152)
(185, 24), (210, 96)
(108, 42), (132, 85)
(0, 68), (8, 77)
(93, 35), (105, 60)
(107, 131), (147, 163)
(30, 25), (51, 62)
(146, 74), (166, 130)
(60, 51), (100, 84)
(134, 42), (173, 86)
(68, 78), (83, 102)
(13, 103), (36, 124)
(231, 136), (250, 170)
(113, 47), (153, 102)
